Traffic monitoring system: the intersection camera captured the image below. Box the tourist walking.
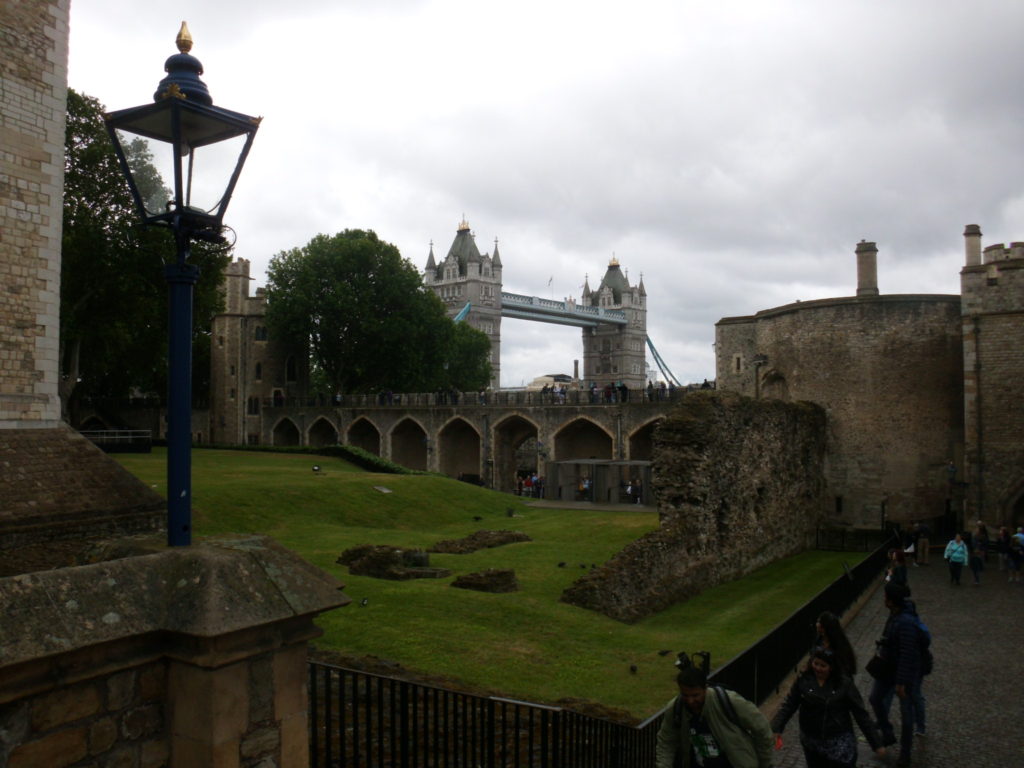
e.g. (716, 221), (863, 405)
(814, 611), (857, 680)
(656, 657), (774, 768)
(995, 526), (1012, 572)
(914, 521), (930, 565)
(771, 647), (886, 767)
(943, 533), (968, 585)
(866, 582), (922, 768)
(969, 522), (988, 585)
(886, 549), (908, 586)
(1010, 527), (1024, 583)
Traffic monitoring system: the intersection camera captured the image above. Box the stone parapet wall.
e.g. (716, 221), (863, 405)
(0, 535), (349, 768)
(0, 660), (168, 768)
(0, 426), (164, 551)
(561, 391), (826, 622)
(0, 0), (69, 427)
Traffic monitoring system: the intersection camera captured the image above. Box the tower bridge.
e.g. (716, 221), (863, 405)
(424, 218), (648, 389)
(499, 292), (627, 328)
(259, 390), (682, 505)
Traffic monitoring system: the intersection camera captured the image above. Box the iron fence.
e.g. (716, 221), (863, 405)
(309, 534), (895, 766)
(710, 531), (898, 704)
(307, 664), (658, 767)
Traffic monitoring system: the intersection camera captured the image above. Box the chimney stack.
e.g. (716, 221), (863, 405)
(964, 224), (982, 267)
(855, 240), (879, 297)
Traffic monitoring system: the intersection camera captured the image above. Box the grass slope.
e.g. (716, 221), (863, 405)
(116, 448), (855, 718)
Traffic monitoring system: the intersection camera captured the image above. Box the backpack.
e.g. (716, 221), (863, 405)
(913, 615), (934, 676)
(672, 686), (742, 730)
(671, 687), (743, 768)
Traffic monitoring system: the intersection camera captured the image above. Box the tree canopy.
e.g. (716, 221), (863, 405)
(265, 230), (492, 394)
(60, 89), (232, 416)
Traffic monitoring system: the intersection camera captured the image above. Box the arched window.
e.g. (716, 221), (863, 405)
(254, 362), (262, 381)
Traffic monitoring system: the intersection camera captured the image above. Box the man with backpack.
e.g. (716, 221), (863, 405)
(655, 655), (774, 768)
(867, 581), (926, 767)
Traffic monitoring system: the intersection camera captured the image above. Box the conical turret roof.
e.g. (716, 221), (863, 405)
(445, 218), (483, 274)
(597, 257), (630, 303)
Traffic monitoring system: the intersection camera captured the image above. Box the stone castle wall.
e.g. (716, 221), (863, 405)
(0, 426), (165, 553)
(0, 0), (69, 427)
(716, 294), (963, 526)
(0, 660), (169, 768)
(561, 391), (826, 622)
(209, 259), (309, 445)
(961, 243), (1024, 523)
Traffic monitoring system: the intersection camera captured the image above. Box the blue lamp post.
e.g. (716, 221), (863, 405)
(105, 23), (260, 546)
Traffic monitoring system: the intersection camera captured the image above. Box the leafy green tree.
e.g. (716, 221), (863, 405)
(265, 229), (491, 393)
(60, 90), (231, 417)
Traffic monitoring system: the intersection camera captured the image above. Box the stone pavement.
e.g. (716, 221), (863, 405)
(768, 549), (1022, 768)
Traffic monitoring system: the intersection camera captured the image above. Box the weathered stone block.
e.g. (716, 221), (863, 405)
(30, 682), (100, 731)
(8, 726), (88, 768)
(106, 670), (136, 711)
(89, 716), (118, 755)
(240, 725), (279, 760)
(140, 738), (170, 768)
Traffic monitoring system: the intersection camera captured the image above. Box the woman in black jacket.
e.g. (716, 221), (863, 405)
(771, 648), (885, 767)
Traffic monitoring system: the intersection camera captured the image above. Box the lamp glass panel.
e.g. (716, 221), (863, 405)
(114, 129), (176, 219)
(115, 128), (248, 219)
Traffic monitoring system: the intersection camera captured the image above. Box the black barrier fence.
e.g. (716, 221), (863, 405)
(711, 531), (898, 704)
(309, 533), (895, 767)
(307, 665), (659, 767)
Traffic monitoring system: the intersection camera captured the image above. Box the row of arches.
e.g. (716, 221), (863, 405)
(269, 413), (663, 488)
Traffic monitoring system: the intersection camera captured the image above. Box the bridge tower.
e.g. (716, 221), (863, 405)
(423, 218), (503, 388)
(581, 258), (647, 389)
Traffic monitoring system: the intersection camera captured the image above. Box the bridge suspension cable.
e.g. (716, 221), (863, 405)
(452, 302), (471, 323)
(646, 336), (682, 387)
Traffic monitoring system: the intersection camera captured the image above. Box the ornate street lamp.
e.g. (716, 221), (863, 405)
(105, 23), (260, 546)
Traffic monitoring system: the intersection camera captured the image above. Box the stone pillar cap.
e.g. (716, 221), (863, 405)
(0, 535), (349, 669)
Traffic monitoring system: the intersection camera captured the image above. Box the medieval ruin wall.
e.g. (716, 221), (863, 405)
(716, 294), (963, 527)
(561, 391), (826, 622)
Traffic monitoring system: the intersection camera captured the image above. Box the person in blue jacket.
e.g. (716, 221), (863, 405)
(943, 532), (969, 585)
(867, 582), (921, 767)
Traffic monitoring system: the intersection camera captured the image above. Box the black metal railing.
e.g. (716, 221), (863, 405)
(79, 429), (153, 453)
(264, 386), (693, 411)
(307, 664), (658, 768)
(710, 531), (897, 704)
(309, 535), (893, 766)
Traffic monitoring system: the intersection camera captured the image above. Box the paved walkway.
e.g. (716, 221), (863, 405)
(769, 551), (1022, 768)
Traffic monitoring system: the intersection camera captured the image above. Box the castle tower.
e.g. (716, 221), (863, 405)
(960, 224), (1024, 525)
(580, 258), (647, 389)
(210, 259), (308, 445)
(424, 219), (502, 388)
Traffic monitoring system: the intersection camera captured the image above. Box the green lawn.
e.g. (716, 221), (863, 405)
(116, 448), (856, 718)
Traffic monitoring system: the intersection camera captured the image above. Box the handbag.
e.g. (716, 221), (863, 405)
(865, 653), (895, 680)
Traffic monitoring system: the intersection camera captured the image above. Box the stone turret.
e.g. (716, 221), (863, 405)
(581, 257), (647, 389)
(424, 218), (503, 388)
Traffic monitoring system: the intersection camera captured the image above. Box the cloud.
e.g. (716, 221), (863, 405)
(68, 0), (1024, 387)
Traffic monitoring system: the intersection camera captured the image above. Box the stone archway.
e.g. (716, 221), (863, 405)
(493, 414), (539, 494)
(554, 418), (613, 461)
(391, 418), (428, 471)
(628, 418), (662, 461)
(347, 417), (381, 456)
(272, 418), (300, 446)
(438, 417), (481, 482)
(761, 369), (790, 401)
(307, 417), (338, 447)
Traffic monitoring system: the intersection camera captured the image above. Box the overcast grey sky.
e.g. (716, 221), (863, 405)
(68, 0), (1024, 388)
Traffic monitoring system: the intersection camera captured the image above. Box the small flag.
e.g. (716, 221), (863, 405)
(547, 276), (553, 286)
